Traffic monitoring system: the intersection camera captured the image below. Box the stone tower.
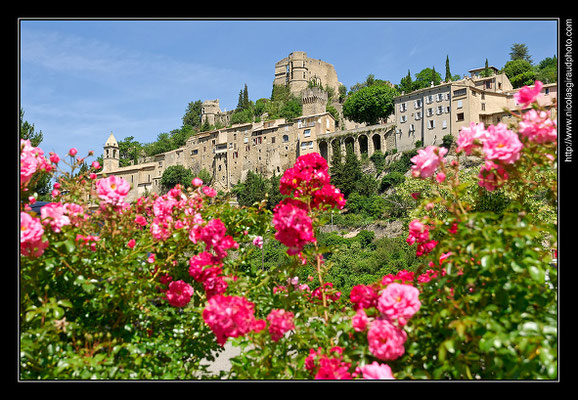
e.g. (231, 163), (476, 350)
(201, 99), (221, 126)
(301, 87), (328, 116)
(274, 51), (340, 97)
(103, 132), (119, 172)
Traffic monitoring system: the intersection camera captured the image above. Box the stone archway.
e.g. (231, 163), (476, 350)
(372, 133), (382, 153)
(359, 135), (368, 156)
(344, 136), (355, 156)
(319, 140), (329, 162)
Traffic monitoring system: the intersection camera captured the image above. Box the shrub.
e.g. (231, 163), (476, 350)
(20, 81), (557, 380)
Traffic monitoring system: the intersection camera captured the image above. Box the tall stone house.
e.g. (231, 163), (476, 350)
(99, 53), (557, 203)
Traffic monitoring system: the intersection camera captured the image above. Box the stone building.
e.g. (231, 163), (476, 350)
(273, 51), (340, 96)
(99, 51), (556, 203)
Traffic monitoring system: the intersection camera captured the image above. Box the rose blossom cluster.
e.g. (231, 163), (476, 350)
(165, 280), (194, 308)
(20, 211), (49, 257)
(274, 153), (345, 256)
(202, 294), (266, 346)
(305, 346), (352, 380)
(410, 145), (448, 180)
(454, 81), (555, 192)
(349, 272), (420, 375)
(96, 175), (131, 207)
(266, 309), (295, 342)
(20, 139), (56, 189)
(406, 219), (438, 257)
(304, 346), (395, 380)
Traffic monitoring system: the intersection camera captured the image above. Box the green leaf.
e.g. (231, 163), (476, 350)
(528, 265), (545, 282)
(63, 239), (76, 253)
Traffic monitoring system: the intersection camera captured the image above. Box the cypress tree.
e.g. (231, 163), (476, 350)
(243, 84), (249, 109)
(445, 55), (452, 82)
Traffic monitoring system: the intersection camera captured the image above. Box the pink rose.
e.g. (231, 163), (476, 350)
(350, 284), (378, 310)
(68, 148), (78, 157)
(96, 175), (130, 205)
(377, 283), (421, 326)
(273, 202), (316, 256)
(514, 80), (543, 107)
(202, 294), (264, 346)
(21, 211), (46, 257)
(252, 235), (263, 249)
(358, 362), (395, 379)
(478, 160), (509, 192)
(410, 146), (447, 178)
(202, 186), (217, 197)
(266, 309), (295, 342)
(166, 280), (194, 308)
(367, 319), (407, 361)
(482, 123), (523, 164)
(192, 177), (203, 187)
(352, 309), (369, 332)
(456, 122), (489, 155)
(518, 109), (557, 144)
(40, 202), (71, 233)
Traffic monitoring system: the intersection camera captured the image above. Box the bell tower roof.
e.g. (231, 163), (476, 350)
(105, 132), (118, 147)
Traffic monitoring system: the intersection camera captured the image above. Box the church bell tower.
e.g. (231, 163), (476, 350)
(103, 132), (119, 172)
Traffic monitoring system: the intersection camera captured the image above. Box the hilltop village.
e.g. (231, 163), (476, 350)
(99, 51), (557, 202)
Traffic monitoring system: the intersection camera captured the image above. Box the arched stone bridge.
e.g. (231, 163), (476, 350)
(317, 123), (396, 165)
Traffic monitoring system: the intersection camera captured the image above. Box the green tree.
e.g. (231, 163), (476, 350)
(480, 58), (494, 78)
(160, 165), (193, 192)
(182, 100), (203, 130)
(20, 109), (43, 147)
(398, 70), (414, 93)
(330, 142), (362, 198)
(509, 43), (533, 64)
(117, 136), (143, 167)
(232, 171), (269, 208)
(20, 109), (51, 199)
(502, 59), (536, 88)
(444, 56), (452, 82)
(342, 85), (397, 125)
(413, 67), (442, 90)
(535, 56), (557, 84)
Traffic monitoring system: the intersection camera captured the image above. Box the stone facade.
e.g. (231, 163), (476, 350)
(274, 51), (340, 96)
(99, 51), (556, 203)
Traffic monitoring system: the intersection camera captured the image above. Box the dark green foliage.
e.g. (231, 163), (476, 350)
(342, 84), (397, 125)
(380, 171), (406, 191)
(231, 171), (283, 212)
(160, 165), (193, 192)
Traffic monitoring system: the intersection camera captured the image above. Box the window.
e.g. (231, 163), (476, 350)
(400, 102), (407, 112)
(457, 113), (464, 121)
(453, 88), (466, 97)
(427, 120), (435, 129)
(442, 120), (447, 129)
(414, 99), (422, 108)
(415, 111), (422, 120)
(437, 106), (443, 115)
(457, 100), (463, 109)
(409, 123), (415, 132)
(303, 129), (311, 138)
(282, 135), (289, 143)
(481, 103), (486, 111)
(427, 108), (433, 117)
(426, 95), (434, 104)
(400, 115), (407, 123)
(301, 141), (313, 150)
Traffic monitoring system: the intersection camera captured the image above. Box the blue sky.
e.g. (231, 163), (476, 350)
(19, 19), (558, 162)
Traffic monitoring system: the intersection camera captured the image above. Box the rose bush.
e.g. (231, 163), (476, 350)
(20, 81), (556, 380)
